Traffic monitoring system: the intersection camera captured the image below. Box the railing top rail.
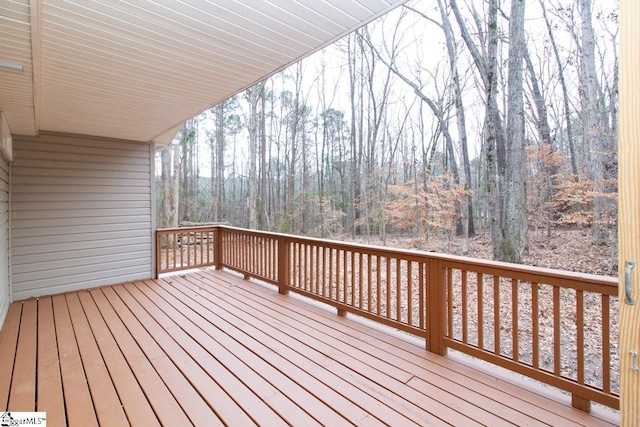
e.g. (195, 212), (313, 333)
(157, 225), (219, 234)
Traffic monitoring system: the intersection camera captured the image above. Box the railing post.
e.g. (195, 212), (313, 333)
(572, 394), (591, 413)
(426, 258), (447, 355)
(213, 227), (222, 270)
(277, 236), (290, 295)
(155, 230), (161, 279)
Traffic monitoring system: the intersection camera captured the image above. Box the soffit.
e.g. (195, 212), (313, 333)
(0, 0), (406, 146)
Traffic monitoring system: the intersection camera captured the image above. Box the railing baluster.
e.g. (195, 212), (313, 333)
(315, 246), (320, 295)
(462, 270), (468, 343)
(419, 261), (425, 330)
(186, 231), (191, 266)
(205, 231), (210, 264)
(304, 244), (313, 291)
(233, 232), (237, 268)
(577, 290), (584, 385)
(532, 282), (539, 369)
(237, 232), (242, 271)
(259, 236), (262, 278)
(350, 251), (356, 307)
(257, 236), (261, 277)
(494, 276), (500, 356)
(358, 252), (364, 309)
(244, 233), (247, 271)
(273, 237), (276, 280)
(165, 234), (169, 270)
(478, 272), (483, 349)
(396, 259), (401, 322)
(386, 257), (391, 319)
(351, 251), (355, 306)
(343, 250), (348, 305)
(553, 285), (560, 375)
(512, 278), (519, 363)
(251, 235), (255, 274)
(366, 254), (371, 312)
(322, 247), (327, 298)
(309, 245), (318, 293)
(376, 255), (381, 316)
(329, 248), (334, 299)
(292, 243), (298, 290)
(407, 261), (413, 326)
(336, 249), (342, 302)
(234, 232), (238, 269)
(447, 267), (453, 338)
(602, 294), (610, 394)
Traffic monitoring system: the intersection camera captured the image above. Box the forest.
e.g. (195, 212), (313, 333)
(155, 0), (619, 266)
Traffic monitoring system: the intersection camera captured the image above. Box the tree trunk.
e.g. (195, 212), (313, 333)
(580, 0), (609, 244)
(436, 0), (474, 241)
(260, 86), (268, 230)
(160, 147), (172, 229)
(348, 34), (362, 236)
(286, 67), (303, 234)
(485, 0), (505, 260)
(179, 122), (191, 224)
(170, 142), (180, 229)
(524, 46), (557, 234)
(499, 0), (527, 263)
(215, 103), (225, 222)
(540, 0), (579, 178)
(246, 85), (262, 229)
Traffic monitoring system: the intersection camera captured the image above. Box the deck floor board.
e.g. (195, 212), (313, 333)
(171, 273), (463, 426)
(0, 303), (22, 409)
(36, 297), (66, 426)
(9, 299), (37, 411)
(52, 294), (99, 427)
(132, 280), (329, 427)
(148, 278), (400, 426)
(94, 287), (192, 427)
(65, 292), (129, 427)
(78, 290), (161, 427)
(0, 268), (620, 426)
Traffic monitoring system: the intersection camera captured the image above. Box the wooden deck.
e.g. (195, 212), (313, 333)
(0, 269), (619, 426)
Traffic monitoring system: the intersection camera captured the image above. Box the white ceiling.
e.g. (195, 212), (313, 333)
(0, 0), (407, 146)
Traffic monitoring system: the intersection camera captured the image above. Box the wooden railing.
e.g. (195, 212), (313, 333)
(442, 259), (618, 411)
(155, 225), (619, 410)
(156, 226), (217, 274)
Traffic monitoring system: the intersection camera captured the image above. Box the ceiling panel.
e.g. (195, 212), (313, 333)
(0, 0), (34, 135)
(0, 0), (407, 145)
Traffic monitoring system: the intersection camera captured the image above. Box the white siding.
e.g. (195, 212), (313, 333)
(0, 153), (9, 327)
(11, 133), (153, 299)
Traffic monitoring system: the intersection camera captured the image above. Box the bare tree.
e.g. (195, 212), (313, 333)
(580, 0), (608, 244)
(211, 102), (226, 221)
(540, 0), (579, 178)
(348, 33), (363, 235)
(500, 0), (527, 262)
(408, 0), (476, 247)
(244, 83), (265, 229)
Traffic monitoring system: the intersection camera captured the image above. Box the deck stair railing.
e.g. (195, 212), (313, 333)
(156, 225), (619, 411)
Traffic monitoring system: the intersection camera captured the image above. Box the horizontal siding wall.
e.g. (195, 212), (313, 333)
(0, 153), (9, 327)
(11, 133), (153, 299)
